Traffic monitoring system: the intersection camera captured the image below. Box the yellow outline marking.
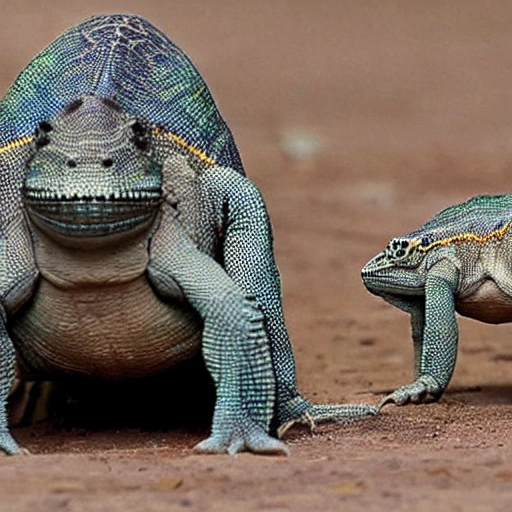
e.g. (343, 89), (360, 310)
(419, 221), (511, 252)
(153, 127), (215, 166)
(0, 135), (34, 154)
(0, 129), (217, 167)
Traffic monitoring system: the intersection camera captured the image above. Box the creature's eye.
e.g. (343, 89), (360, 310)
(102, 158), (114, 168)
(385, 238), (417, 261)
(131, 121), (144, 136)
(38, 121), (53, 133)
(130, 120), (149, 151)
(34, 120), (53, 149)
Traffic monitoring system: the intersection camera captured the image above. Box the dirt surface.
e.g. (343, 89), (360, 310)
(1, 1), (512, 511)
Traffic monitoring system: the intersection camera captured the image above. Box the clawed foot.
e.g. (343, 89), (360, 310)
(194, 415), (289, 456)
(377, 376), (442, 410)
(277, 396), (378, 438)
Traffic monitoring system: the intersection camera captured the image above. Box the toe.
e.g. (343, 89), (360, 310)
(244, 432), (289, 456)
(194, 429), (289, 456)
(193, 435), (226, 454)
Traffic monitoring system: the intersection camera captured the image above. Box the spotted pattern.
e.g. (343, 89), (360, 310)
(0, 15), (376, 455)
(362, 193), (512, 410)
(0, 14), (242, 172)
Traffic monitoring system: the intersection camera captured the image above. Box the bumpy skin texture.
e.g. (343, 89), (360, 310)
(0, 14), (376, 456)
(362, 195), (512, 408)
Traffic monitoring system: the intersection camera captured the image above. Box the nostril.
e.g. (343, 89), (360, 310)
(67, 159), (77, 168)
(102, 158), (113, 168)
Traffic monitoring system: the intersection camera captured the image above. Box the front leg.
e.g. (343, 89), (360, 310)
(148, 216), (287, 455)
(379, 260), (459, 409)
(376, 293), (425, 379)
(201, 168), (377, 435)
(0, 308), (22, 454)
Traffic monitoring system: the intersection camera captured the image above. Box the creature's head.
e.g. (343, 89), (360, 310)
(23, 96), (162, 239)
(361, 235), (436, 296)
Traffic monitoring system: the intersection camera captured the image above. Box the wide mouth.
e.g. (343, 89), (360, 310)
(24, 188), (162, 237)
(361, 267), (425, 298)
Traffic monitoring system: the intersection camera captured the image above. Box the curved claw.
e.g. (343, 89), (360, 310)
(277, 396), (378, 438)
(277, 411), (316, 439)
(377, 393), (409, 411)
(194, 428), (289, 456)
(377, 376), (443, 411)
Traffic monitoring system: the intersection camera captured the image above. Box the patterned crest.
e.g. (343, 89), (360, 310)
(0, 14), (243, 173)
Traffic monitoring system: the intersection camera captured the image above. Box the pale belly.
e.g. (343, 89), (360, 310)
(10, 276), (203, 379)
(456, 279), (512, 324)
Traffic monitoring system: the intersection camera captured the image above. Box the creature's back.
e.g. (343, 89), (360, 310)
(0, 13), (243, 174)
(406, 195), (512, 243)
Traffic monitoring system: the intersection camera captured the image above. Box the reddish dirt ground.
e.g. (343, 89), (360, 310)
(1, 1), (512, 511)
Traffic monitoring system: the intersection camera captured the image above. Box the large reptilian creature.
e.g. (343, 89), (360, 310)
(0, 14), (375, 455)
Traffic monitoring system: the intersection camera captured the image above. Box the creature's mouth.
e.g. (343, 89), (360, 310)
(24, 188), (162, 237)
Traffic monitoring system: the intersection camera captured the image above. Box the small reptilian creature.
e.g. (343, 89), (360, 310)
(362, 194), (512, 408)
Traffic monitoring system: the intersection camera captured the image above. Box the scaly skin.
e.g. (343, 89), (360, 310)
(362, 194), (512, 409)
(0, 14), (376, 456)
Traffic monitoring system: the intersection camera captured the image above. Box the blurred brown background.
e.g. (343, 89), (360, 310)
(1, 2), (512, 511)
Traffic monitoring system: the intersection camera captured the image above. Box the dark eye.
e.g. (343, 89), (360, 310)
(38, 121), (53, 133)
(130, 121), (149, 151)
(131, 121), (144, 135)
(34, 120), (53, 149)
(67, 159), (77, 168)
(102, 158), (113, 168)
